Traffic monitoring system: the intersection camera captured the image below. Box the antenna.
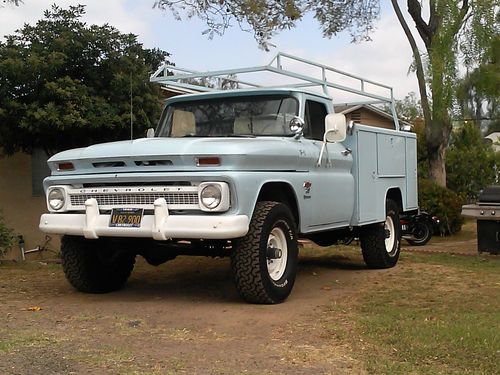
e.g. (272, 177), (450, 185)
(130, 71), (133, 140)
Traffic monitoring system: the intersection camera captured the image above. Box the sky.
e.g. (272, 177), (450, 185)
(0, 0), (422, 100)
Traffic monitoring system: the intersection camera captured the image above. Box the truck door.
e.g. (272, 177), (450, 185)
(302, 99), (355, 229)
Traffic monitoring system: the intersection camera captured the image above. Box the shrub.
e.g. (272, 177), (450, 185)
(0, 211), (15, 258)
(446, 122), (499, 201)
(418, 179), (466, 235)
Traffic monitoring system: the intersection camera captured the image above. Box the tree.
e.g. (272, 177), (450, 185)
(0, 0), (22, 7)
(155, 0), (498, 187)
(0, 4), (170, 156)
(384, 92), (423, 123)
(456, 36), (500, 134)
(446, 122), (499, 201)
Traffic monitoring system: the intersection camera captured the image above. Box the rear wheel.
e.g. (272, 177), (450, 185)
(231, 201), (298, 304)
(406, 221), (432, 246)
(360, 199), (401, 268)
(61, 236), (136, 293)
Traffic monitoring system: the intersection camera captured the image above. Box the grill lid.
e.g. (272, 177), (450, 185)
(478, 185), (500, 205)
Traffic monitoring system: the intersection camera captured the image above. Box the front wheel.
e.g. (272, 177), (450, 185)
(61, 236), (136, 293)
(360, 199), (401, 268)
(231, 201), (298, 304)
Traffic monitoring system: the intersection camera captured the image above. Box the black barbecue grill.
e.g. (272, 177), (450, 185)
(462, 185), (500, 254)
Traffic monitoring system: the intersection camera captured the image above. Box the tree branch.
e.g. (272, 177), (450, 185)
(452, 0), (470, 35)
(391, 0), (432, 126)
(428, 0), (439, 36)
(407, 0), (432, 48)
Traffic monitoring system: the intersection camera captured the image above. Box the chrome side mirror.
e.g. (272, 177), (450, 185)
(289, 116), (305, 135)
(146, 128), (155, 138)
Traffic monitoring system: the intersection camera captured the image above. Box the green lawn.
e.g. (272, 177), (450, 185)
(321, 250), (499, 374)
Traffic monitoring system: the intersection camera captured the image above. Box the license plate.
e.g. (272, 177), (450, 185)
(401, 225), (408, 230)
(109, 208), (143, 228)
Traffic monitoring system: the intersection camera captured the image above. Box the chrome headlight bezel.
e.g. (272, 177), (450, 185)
(47, 187), (67, 212)
(198, 182), (230, 212)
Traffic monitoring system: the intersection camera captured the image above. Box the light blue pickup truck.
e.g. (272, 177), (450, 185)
(39, 54), (417, 303)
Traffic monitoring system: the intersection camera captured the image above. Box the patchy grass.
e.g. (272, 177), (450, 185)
(0, 330), (62, 352)
(431, 219), (477, 243)
(402, 250), (499, 271)
(323, 251), (500, 374)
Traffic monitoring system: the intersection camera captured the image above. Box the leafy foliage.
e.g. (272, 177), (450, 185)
(456, 36), (500, 133)
(0, 0), (22, 6)
(446, 122), (499, 201)
(155, 0), (499, 188)
(383, 92), (423, 123)
(418, 179), (465, 235)
(154, 0), (380, 50)
(0, 211), (15, 258)
(0, 4), (170, 156)
(395, 0), (498, 186)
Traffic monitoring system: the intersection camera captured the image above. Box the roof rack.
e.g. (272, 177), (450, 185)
(150, 52), (400, 130)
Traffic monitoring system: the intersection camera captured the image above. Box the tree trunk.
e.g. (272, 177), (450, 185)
(391, 0), (447, 186)
(428, 142), (447, 186)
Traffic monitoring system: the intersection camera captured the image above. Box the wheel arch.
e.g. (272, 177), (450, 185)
(256, 182), (300, 229)
(385, 187), (403, 212)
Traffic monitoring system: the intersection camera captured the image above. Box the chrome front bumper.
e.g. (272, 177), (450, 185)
(39, 198), (249, 240)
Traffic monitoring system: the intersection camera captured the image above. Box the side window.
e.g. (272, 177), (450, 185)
(304, 100), (328, 141)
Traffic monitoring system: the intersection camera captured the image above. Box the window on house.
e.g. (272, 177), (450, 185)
(304, 100), (328, 141)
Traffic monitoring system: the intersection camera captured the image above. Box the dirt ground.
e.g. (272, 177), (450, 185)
(0, 236), (484, 375)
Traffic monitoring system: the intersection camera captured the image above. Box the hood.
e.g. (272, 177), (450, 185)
(48, 137), (302, 175)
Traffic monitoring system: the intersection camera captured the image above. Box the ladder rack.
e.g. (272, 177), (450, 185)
(150, 52), (400, 130)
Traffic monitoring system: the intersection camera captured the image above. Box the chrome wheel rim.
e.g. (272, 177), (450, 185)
(267, 227), (288, 281)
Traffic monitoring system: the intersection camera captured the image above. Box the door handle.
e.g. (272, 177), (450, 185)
(341, 148), (352, 156)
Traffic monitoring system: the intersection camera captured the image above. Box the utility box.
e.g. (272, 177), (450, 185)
(462, 186), (500, 254)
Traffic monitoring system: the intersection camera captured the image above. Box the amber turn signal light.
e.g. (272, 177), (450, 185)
(57, 162), (75, 171)
(196, 157), (220, 167)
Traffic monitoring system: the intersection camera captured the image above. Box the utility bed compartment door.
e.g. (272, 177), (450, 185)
(377, 134), (405, 176)
(357, 132), (378, 223)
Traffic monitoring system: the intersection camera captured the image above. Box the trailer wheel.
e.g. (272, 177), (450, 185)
(231, 201), (298, 304)
(61, 236), (136, 293)
(360, 199), (401, 268)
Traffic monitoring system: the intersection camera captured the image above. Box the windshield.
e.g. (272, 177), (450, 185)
(157, 95), (298, 137)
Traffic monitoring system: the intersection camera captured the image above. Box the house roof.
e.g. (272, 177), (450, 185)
(160, 85), (201, 95)
(334, 104), (413, 128)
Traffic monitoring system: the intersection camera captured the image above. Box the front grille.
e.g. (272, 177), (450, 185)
(69, 192), (199, 207)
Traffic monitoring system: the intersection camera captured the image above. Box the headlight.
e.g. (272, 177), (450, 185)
(200, 184), (222, 209)
(48, 188), (65, 210)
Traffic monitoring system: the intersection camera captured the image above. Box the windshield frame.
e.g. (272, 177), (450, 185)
(156, 94), (300, 138)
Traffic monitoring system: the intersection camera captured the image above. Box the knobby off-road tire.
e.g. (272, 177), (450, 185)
(360, 199), (401, 269)
(61, 235), (136, 293)
(231, 201), (298, 304)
